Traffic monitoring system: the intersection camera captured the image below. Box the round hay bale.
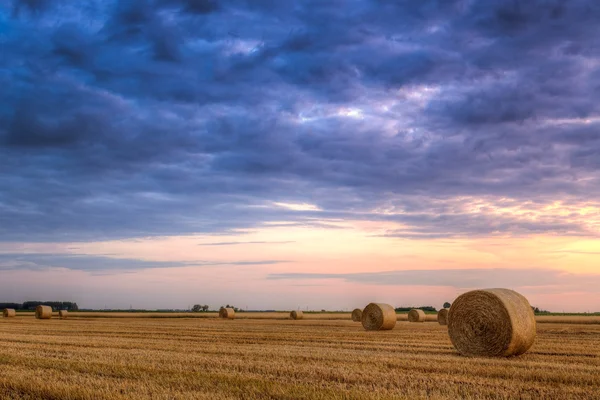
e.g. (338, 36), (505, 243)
(361, 303), (396, 331)
(351, 308), (362, 322)
(408, 309), (426, 322)
(219, 307), (235, 319)
(59, 310), (68, 319)
(438, 308), (449, 326)
(35, 305), (52, 320)
(3, 308), (16, 318)
(290, 310), (303, 320)
(448, 288), (536, 357)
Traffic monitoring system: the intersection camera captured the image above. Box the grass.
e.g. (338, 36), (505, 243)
(1, 314), (599, 399)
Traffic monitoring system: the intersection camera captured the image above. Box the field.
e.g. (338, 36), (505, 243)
(1, 314), (599, 399)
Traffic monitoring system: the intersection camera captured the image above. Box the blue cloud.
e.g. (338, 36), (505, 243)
(0, 253), (288, 272)
(1, 0), (599, 241)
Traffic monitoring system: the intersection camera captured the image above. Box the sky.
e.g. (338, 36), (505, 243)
(1, 0), (600, 312)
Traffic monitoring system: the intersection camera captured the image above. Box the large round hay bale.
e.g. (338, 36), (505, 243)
(35, 305), (52, 320)
(351, 308), (362, 322)
(438, 308), (449, 325)
(448, 288), (536, 357)
(3, 309), (16, 318)
(59, 310), (68, 319)
(361, 303), (396, 331)
(290, 310), (303, 320)
(408, 309), (426, 322)
(219, 307), (235, 319)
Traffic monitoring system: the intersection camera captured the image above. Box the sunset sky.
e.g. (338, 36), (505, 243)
(1, 0), (599, 312)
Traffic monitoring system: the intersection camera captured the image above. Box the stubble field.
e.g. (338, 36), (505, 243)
(0, 314), (599, 399)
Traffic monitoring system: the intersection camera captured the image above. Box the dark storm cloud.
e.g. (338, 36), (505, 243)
(0, 253), (288, 272)
(1, 0), (600, 242)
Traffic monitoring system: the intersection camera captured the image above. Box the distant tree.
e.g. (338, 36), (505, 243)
(22, 301), (79, 311)
(531, 306), (541, 314)
(395, 306), (437, 312)
(192, 304), (202, 312)
(443, 302), (451, 309)
(202, 305), (209, 312)
(0, 303), (22, 310)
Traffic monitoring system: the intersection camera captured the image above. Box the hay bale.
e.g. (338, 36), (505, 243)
(35, 305), (52, 320)
(351, 308), (362, 322)
(408, 309), (426, 322)
(438, 308), (449, 325)
(448, 288), (536, 357)
(59, 310), (68, 319)
(290, 310), (303, 320)
(219, 307), (235, 319)
(3, 309), (16, 318)
(361, 303), (396, 331)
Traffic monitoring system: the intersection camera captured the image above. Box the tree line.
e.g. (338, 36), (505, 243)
(191, 304), (243, 312)
(0, 301), (79, 311)
(395, 306), (438, 312)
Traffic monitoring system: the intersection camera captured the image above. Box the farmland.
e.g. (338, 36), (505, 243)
(1, 314), (599, 399)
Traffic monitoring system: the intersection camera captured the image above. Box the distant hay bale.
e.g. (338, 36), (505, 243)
(219, 307), (235, 319)
(290, 310), (303, 320)
(361, 303), (396, 331)
(59, 310), (68, 319)
(35, 305), (52, 320)
(448, 288), (536, 357)
(438, 308), (449, 325)
(351, 308), (362, 322)
(3, 309), (16, 318)
(408, 309), (426, 322)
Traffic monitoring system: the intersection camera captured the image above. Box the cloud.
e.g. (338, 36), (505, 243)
(267, 268), (600, 293)
(0, 253), (288, 272)
(198, 241), (295, 246)
(544, 250), (600, 255)
(1, 0), (600, 241)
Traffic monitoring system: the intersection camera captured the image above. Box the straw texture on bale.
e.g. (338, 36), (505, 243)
(35, 305), (52, 319)
(408, 309), (426, 322)
(290, 310), (303, 320)
(361, 303), (396, 331)
(3, 308), (16, 318)
(59, 310), (68, 319)
(438, 308), (449, 325)
(448, 288), (536, 357)
(218, 307), (235, 319)
(351, 308), (363, 322)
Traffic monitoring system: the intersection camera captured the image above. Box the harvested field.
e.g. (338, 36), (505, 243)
(9, 311), (589, 323)
(1, 315), (599, 399)
(54, 312), (354, 320)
